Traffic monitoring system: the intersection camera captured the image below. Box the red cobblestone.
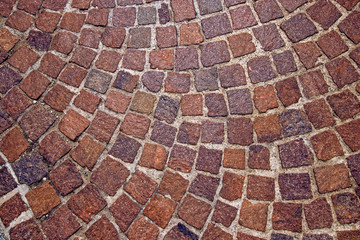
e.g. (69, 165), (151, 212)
(299, 70), (328, 98)
(317, 31), (348, 59)
(336, 119), (360, 151)
(9, 46), (39, 73)
(6, 11), (34, 32)
(110, 194), (141, 232)
(125, 170), (157, 205)
(10, 219), (44, 240)
(0, 193), (27, 227)
(311, 130), (344, 161)
(1, 87), (31, 120)
(85, 215), (118, 240)
(168, 144), (197, 173)
(306, 0), (341, 30)
(247, 175), (275, 201)
(239, 199), (269, 232)
(20, 71), (50, 99)
(60, 12), (86, 33)
(304, 198), (333, 229)
(212, 200), (237, 227)
(158, 170), (189, 202)
(44, 84), (74, 111)
(293, 41), (322, 69)
(230, 5), (257, 30)
(88, 111), (119, 143)
(220, 171), (244, 201)
(314, 164), (351, 194)
(59, 109), (90, 140)
(70, 135), (105, 169)
(0, 127), (28, 162)
(74, 90), (101, 114)
(272, 202), (302, 232)
(178, 194), (212, 229)
(144, 194), (176, 228)
(86, 9), (109, 26)
(127, 217), (159, 240)
(35, 10), (61, 33)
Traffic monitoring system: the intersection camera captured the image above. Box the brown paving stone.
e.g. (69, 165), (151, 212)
(165, 72), (190, 93)
(130, 91), (156, 115)
(272, 202), (302, 233)
(138, 6), (156, 25)
(331, 192), (360, 225)
(105, 90), (131, 113)
(224, 0), (245, 7)
(0, 167), (17, 197)
(85, 215), (118, 240)
(144, 194), (176, 228)
(70, 46), (97, 69)
(304, 99), (335, 130)
(109, 133), (141, 163)
(168, 144), (197, 173)
(0, 66), (22, 94)
(311, 130), (344, 161)
(72, 0), (91, 9)
(179, 22), (204, 46)
(219, 64), (246, 88)
(278, 0), (308, 12)
(253, 114), (281, 143)
(49, 160), (83, 196)
(227, 117), (254, 145)
(201, 120), (224, 144)
(337, 230), (360, 240)
(200, 41), (230, 67)
(150, 49), (175, 70)
(178, 194), (212, 229)
(230, 5), (257, 30)
(51, 31), (77, 55)
(0, 193), (27, 227)
(74, 90), (101, 114)
(60, 12), (86, 33)
(197, 0), (222, 15)
(171, 0), (196, 22)
(280, 13), (318, 42)
(124, 170), (157, 205)
(177, 121), (201, 145)
(0, 109), (12, 135)
(102, 26), (126, 48)
(201, 13), (232, 39)
(336, 119), (360, 151)
(350, 47), (360, 68)
(194, 68), (218, 92)
(212, 200), (238, 227)
(27, 30), (51, 51)
(299, 70), (329, 99)
(10, 219), (44, 240)
(317, 31), (348, 59)
(43, 0), (68, 11)
(0, 127), (28, 163)
(0, 0), (16, 17)
(1, 86), (32, 119)
(196, 146), (222, 174)
(110, 194), (141, 232)
(85, 69), (112, 94)
(248, 145), (270, 170)
(326, 57), (359, 89)
(278, 138), (313, 168)
(279, 173), (312, 200)
(220, 171), (244, 201)
(158, 170), (189, 202)
(237, 232), (265, 240)
(141, 71), (164, 93)
(227, 88), (253, 115)
(247, 175), (275, 201)
(327, 90), (360, 120)
(293, 41), (322, 69)
(139, 143), (168, 170)
(205, 93), (228, 117)
(88, 111), (119, 143)
(272, 50), (297, 75)
(0, 28), (19, 52)
(347, 153), (360, 185)
(35, 10), (61, 33)
(113, 7), (136, 27)
(181, 94), (203, 116)
(175, 46), (199, 71)
(59, 109), (90, 140)
(39, 53), (66, 78)
(91, 156), (129, 196)
(307, 0), (342, 30)
(9, 46), (39, 73)
(68, 184), (106, 223)
(304, 198), (333, 230)
(20, 71), (50, 99)
(44, 84), (74, 111)
(19, 105), (55, 141)
(247, 56), (276, 83)
(338, 11), (360, 44)
(280, 109), (312, 137)
(239, 199), (269, 232)
(202, 224), (233, 240)
(128, 27), (151, 49)
(275, 77), (301, 107)
(26, 181), (60, 218)
(154, 95), (180, 124)
(189, 173), (219, 201)
(127, 216), (159, 240)
(254, 85), (279, 113)
(113, 70), (139, 93)
(156, 26), (177, 48)
(86, 9), (109, 26)
(92, 0), (115, 8)
(120, 113), (150, 140)
(6, 11), (34, 32)
(122, 49), (146, 71)
(42, 205), (80, 240)
(70, 135), (105, 169)
(79, 28), (102, 49)
(253, 0), (283, 23)
(314, 164), (352, 194)
(150, 119), (176, 149)
(253, 24), (284, 52)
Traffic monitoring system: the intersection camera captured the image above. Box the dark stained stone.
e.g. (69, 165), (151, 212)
(12, 152), (48, 185)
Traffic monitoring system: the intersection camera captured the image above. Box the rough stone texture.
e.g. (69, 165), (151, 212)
(281, 13), (318, 42)
(326, 57), (359, 89)
(85, 216), (118, 240)
(0, 127), (29, 163)
(158, 170), (189, 202)
(143, 194), (176, 228)
(168, 144), (197, 173)
(189, 173), (219, 201)
(44, 84), (74, 111)
(327, 90), (360, 121)
(253, 114), (281, 143)
(0, 66), (22, 94)
(310, 130), (344, 161)
(272, 202), (302, 232)
(139, 143), (168, 170)
(212, 200), (237, 227)
(304, 198), (333, 230)
(20, 71), (50, 99)
(336, 119), (360, 151)
(278, 173), (312, 200)
(247, 56), (276, 83)
(59, 109), (90, 140)
(314, 164), (352, 194)
(88, 111), (119, 142)
(239, 199), (269, 232)
(178, 194), (212, 229)
(110, 194), (141, 232)
(124, 170), (157, 205)
(331, 192), (360, 225)
(196, 146), (222, 174)
(247, 175), (275, 201)
(280, 109), (312, 137)
(10, 219), (44, 240)
(0, 193), (26, 227)
(220, 171), (244, 201)
(278, 138), (313, 168)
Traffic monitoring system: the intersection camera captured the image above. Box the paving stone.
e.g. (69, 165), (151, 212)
(6, 10), (34, 32)
(175, 46), (199, 71)
(122, 49), (146, 71)
(105, 90), (131, 113)
(70, 135), (105, 169)
(277, 0), (308, 12)
(177, 121), (201, 145)
(314, 164), (351, 193)
(304, 99), (335, 130)
(139, 143), (168, 170)
(201, 120), (224, 144)
(27, 30), (51, 51)
(113, 70), (139, 93)
(154, 96), (180, 124)
(49, 160), (83, 196)
(171, 0), (196, 22)
(26, 181), (60, 218)
(278, 138), (313, 168)
(178, 194), (212, 229)
(239, 199), (269, 232)
(70, 46), (97, 69)
(43, 0), (68, 10)
(92, 0), (115, 8)
(337, 230), (360, 240)
(164, 224), (199, 240)
(0, 193), (27, 227)
(19, 105), (55, 141)
(138, 6), (156, 25)
(303, 234), (333, 240)
(248, 145), (270, 170)
(109, 133), (141, 162)
(327, 90), (360, 120)
(179, 22), (204, 46)
(158, 3), (170, 24)
(205, 93), (228, 117)
(168, 144), (197, 173)
(280, 13), (318, 42)
(270, 233), (293, 240)
(85, 69), (112, 94)
(227, 88), (253, 115)
(326, 57), (359, 89)
(350, 47), (360, 67)
(144, 194), (176, 228)
(0, 28), (19, 52)
(35, 10), (61, 33)
(304, 198), (333, 230)
(317, 31), (348, 59)
(120, 113), (150, 140)
(336, 119), (360, 151)
(220, 171), (244, 201)
(0, 50), (8, 64)
(130, 91), (156, 115)
(42, 205), (80, 240)
(142, 71), (164, 92)
(275, 76), (301, 106)
(127, 216), (159, 240)
(247, 56), (276, 83)
(279, 173), (312, 200)
(20, 71), (50, 99)
(311, 130), (344, 161)
(118, 0), (143, 5)
(79, 28), (102, 49)
(0, 127), (28, 163)
(12, 151), (48, 185)
(0, 66), (22, 94)
(74, 90), (101, 114)
(189, 174), (219, 201)
(200, 41), (230, 67)
(124, 170), (157, 205)
(10, 219), (44, 240)
(254, 24), (285, 52)
(238, 232), (265, 240)
(60, 12), (86, 33)
(212, 200), (237, 227)
(181, 94), (203, 116)
(196, 146), (222, 174)
(113, 7), (136, 27)
(253, 114), (281, 143)
(59, 109), (90, 140)
(219, 64), (246, 88)
(247, 175), (275, 201)
(338, 11), (360, 44)
(51, 31), (77, 55)
(224, 0), (245, 7)
(88, 111), (119, 143)
(128, 27), (151, 48)
(254, 0), (283, 23)
(272, 202), (302, 233)
(194, 68), (218, 92)
(110, 194), (141, 232)
(197, 0), (222, 15)
(40, 53), (66, 79)
(91, 156), (129, 196)
(68, 184), (106, 223)
(306, 0), (341, 30)
(102, 26), (126, 48)
(158, 170), (189, 202)
(44, 84), (74, 111)
(332, 192), (360, 224)
(72, 0), (91, 9)
(85, 215), (118, 240)
(293, 41), (322, 69)
(165, 72), (190, 92)
(272, 50), (297, 75)
(230, 5), (257, 30)
(254, 85), (278, 113)
(86, 9), (109, 26)
(0, 0), (16, 17)
(227, 117), (254, 145)
(156, 26), (177, 48)
(335, 0), (359, 10)
(299, 70), (328, 98)
(280, 109), (312, 137)
(0, 167), (17, 197)
(0, 109), (12, 134)
(9, 46), (39, 73)
(201, 13), (232, 39)
(347, 153), (360, 185)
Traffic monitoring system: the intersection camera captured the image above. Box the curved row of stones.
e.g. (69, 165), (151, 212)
(0, 0), (360, 239)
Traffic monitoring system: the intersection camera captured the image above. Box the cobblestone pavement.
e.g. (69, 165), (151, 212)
(0, 0), (360, 239)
